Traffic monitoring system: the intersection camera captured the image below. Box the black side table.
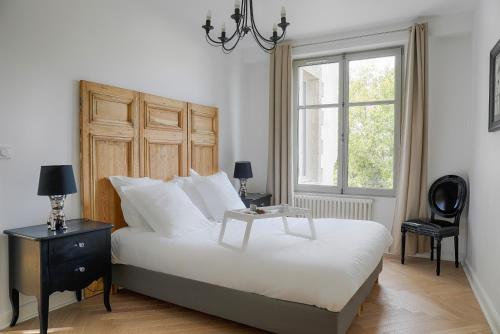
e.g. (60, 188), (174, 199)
(4, 219), (113, 334)
(241, 192), (272, 208)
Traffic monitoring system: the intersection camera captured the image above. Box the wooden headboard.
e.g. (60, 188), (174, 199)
(80, 80), (218, 231)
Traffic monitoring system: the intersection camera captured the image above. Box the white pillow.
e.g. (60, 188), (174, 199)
(108, 176), (162, 230)
(171, 176), (212, 220)
(193, 171), (245, 222)
(122, 182), (212, 237)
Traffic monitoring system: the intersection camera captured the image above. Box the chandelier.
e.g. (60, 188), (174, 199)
(202, 0), (289, 53)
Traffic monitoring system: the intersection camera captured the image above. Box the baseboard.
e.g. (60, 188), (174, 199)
(0, 292), (76, 331)
(413, 250), (466, 262)
(463, 260), (500, 334)
(384, 250), (466, 262)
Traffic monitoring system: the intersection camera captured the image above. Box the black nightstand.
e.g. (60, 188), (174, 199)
(241, 192), (272, 208)
(4, 219), (113, 334)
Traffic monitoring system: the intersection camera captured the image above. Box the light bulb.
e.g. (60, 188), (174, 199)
(281, 6), (286, 18)
(206, 10), (212, 21)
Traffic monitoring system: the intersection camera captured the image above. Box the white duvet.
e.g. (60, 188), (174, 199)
(112, 217), (392, 312)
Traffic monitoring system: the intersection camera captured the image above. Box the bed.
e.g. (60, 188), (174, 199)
(80, 80), (391, 334)
(111, 218), (390, 333)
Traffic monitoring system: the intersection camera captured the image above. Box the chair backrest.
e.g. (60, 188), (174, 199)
(428, 175), (468, 222)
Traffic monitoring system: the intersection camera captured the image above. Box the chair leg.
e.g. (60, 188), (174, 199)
(430, 237), (434, 261)
(436, 238), (442, 276)
(9, 288), (19, 327)
(454, 236), (459, 268)
(401, 230), (406, 264)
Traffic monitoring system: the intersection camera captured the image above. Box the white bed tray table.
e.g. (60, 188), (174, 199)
(218, 205), (316, 250)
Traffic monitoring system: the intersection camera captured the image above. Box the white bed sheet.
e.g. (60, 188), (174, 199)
(111, 217), (392, 312)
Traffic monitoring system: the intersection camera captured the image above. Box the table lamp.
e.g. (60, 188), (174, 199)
(233, 161), (253, 197)
(37, 165), (77, 231)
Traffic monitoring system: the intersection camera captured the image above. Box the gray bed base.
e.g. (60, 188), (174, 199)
(112, 259), (382, 334)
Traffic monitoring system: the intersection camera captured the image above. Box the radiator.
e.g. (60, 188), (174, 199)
(293, 193), (373, 220)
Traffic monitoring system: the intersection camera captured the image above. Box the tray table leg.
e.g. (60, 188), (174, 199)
(282, 215), (290, 234)
(307, 213), (317, 240)
(282, 210), (316, 240)
(218, 217), (229, 244)
(242, 219), (254, 250)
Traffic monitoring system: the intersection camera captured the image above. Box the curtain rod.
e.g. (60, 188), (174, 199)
(292, 27), (411, 49)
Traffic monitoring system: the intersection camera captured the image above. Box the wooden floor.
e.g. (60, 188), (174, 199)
(2, 256), (491, 334)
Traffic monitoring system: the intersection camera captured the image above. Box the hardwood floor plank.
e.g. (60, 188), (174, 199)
(2, 256), (490, 333)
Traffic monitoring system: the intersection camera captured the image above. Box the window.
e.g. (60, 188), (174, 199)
(293, 48), (402, 196)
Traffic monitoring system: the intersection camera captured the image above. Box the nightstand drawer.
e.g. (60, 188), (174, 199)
(49, 256), (106, 292)
(252, 197), (269, 206)
(242, 193), (272, 208)
(49, 231), (106, 265)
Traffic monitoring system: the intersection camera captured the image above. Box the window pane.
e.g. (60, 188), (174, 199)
(349, 56), (395, 102)
(348, 104), (394, 189)
(298, 63), (339, 106)
(298, 108), (339, 186)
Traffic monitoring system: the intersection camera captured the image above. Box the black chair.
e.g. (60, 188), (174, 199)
(401, 175), (467, 276)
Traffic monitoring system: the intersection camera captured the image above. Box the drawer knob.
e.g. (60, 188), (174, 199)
(74, 242), (86, 248)
(75, 266), (86, 273)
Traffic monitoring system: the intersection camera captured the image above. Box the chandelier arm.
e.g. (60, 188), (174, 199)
(249, 27), (275, 52)
(253, 29), (277, 47)
(227, 19), (242, 41)
(235, 0), (247, 38)
(248, 0), (276, 44)
(222, 38), (240, 54)
(206, 33), (223, 45)
(222, 24), (243, 52)
(220, 11), (243, 44)
(223, 45), (236, 54)
(206, 34), (223, 47)
(275, 29), (286, 42)
(236, 18), (243, 37)
(222, 34), (242, 53)
(231, 1), (246, 38)
(208, 21), (239, 45)
(241, 0), (249, 36)
(206, 16), (242, 45)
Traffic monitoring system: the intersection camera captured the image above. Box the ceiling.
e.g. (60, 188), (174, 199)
(186, 0), (476, 40)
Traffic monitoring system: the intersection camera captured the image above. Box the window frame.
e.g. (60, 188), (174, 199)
(293, 47), (403, 197)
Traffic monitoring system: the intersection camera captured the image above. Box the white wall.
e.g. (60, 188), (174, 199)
(0, 0), (234, 328)
(466, 0), (500, 330)
(428, 28), (474, 261)
(233, 49), (270, 193)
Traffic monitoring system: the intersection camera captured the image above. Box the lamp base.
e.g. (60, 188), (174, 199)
(239, 178), (248, 198)
(47, 195), (68, 231)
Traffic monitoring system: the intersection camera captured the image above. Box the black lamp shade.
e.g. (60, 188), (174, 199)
(37, 165), (77, 196)
(233, 161), (253, 179)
